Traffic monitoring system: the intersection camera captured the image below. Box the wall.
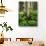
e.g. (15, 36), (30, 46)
(0, 0), (46, 44)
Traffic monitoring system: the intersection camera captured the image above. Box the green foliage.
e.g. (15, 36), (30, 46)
(0, 22), (13, 32)
(19, 9), (38, 26)
(19, 2), (38, 26)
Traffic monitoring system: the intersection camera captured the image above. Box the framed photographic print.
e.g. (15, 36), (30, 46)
(19, 1), (38, 26)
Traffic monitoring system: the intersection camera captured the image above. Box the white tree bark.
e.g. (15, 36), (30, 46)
(23, 2), (31, 17)
(27, 2), (30, 17)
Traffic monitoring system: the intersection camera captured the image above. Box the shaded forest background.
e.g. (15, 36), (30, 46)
(19, 2), (38, 26)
